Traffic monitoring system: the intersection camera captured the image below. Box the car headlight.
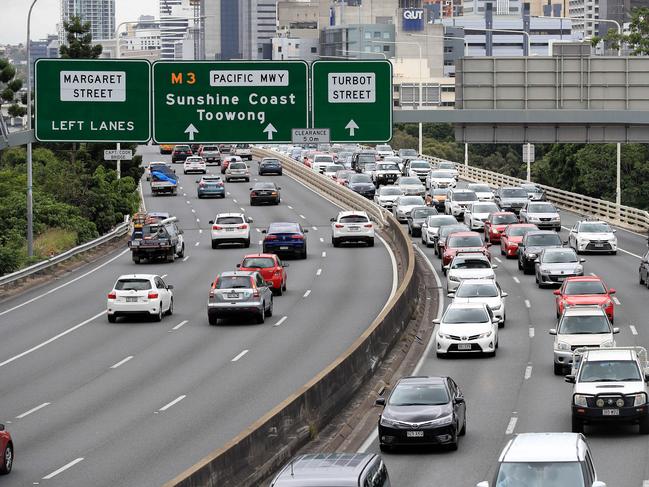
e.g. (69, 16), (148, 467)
(632, 393), (647, 406)
(448, 275), (461, 282)
(477, 331), (493, 339)
(380, 416), (401, 428)
(492, 228), (500, 234)
(420, 415), (454, 427)
(556, 341), (571, 351)
(438, 332), (453, 340)
(573, 394), (590, 407)
(601, 339), (615, 347)
(575, 265), (583, 273)
(526, 253), (537, 259)
(490, 304), (502, 310)
(540, 268), (551, 275)
(528, 217), (540, 222)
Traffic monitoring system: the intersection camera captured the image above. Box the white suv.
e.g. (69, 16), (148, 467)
(107, 274), (174, 323)
(331, 211), (374, 247)
(445, 253), (497, 293)
(449, 279), (507, 327)
(568, 220), (618, 255)
(183, 156), (206, 174)
(225, 161), (250, 182)
(209, 213), (252, 248)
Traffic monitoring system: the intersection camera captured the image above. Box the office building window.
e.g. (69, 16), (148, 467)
(311, 47), (317, 53)
(383, 45), (390, 51)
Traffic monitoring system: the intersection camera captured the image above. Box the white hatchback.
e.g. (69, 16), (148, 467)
(434, 302), (499, 357)
(183, 156), (206, 174)
(107, 274), (173, 323)
(210, 213), (252, 248)
(225, 161), (250, 182)
(331, 211), (375, 247)
(449, 279), (507, 327)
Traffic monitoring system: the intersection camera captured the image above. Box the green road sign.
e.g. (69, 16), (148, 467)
(152, 61), (308, 144)
(35, 59), (150, 142)
(311, 60), (392, 143)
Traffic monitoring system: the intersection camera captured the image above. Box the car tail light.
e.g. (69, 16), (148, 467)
(274, 270), (282, 276)
(199, 183), (205, 187)
(212, 225), (223, 230)
(265, 235), (278, 240)
(251, 191), (258, 196)
(364, 223), (373, 228)
(147, 292), (159, 299)
(107, 292), (116, 299)
(292, 234), (304, 240)
(335, 224), (344, 228)
(252, 284), (260, 297)
(238, 224), (248, 230)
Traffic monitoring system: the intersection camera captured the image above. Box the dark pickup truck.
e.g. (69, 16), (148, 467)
(129, 217), (185, 263)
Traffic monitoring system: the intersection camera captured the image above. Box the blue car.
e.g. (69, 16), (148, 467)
(197, 175), (225, 198)
(262, 222), (308, 259)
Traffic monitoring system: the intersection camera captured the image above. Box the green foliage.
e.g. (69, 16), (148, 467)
(59, 16), (103, 59)
(592, 7), (649, 55)
(0, 57), (24, 116)
(8, 103), (26, 117)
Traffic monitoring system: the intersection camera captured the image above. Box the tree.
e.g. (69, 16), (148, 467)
(0, 58), (25, 118)
(591, 7), (649, 55)
(59, 16), (103, 59)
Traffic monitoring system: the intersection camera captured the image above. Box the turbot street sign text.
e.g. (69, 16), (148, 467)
(311, 60), (392, 143)
(152, 61), (309, 144)
(35, 59), (150, 142)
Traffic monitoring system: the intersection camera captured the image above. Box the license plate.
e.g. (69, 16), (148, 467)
(126, 297), (138, 302)
(227, 293), (240, 299)
(349, 227), (361, 232)
(458, 343), (472, 350)
(595, 243), (604, 248)
(603, 409), (620, 416)
(280, 246), (289, 250)
(557, 277), (565, 282)
(406, 431), (424, 438)
(225, 228), (235, 232)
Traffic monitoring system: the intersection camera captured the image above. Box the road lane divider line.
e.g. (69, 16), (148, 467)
(231, 350), (249, 362)
(322, 251), (326, 258)
(226, 192), (231, 196)
(158, 395), (186, 412)
(288, 205), (293, 209)
(505, 416), (518, 435)
(320, 237), (324, 243)
(630, 325), (638, 335)
(0, 310), (106, 368)
(513, 277), (520, 283)
(529, 327), (535, 338)
(16, 402), (50, 419)
(612, 296), (621, 305)
(183, 193), (187, 197)
(256, 228), (261, 233)
(495, 257), (502, 263)
(0, 249), (129, 317)
(240, 207), (246, 212)
(199, 229), (203, 234)
(258, 240), (263, 245)
(42, 458), (84, 480)
(110, 356), (133, 369)
(303, 290), (312, 298)
(299, 214), (306, 219)
(191, 209), (196, 213)
(618, 248), (642, 259)
(312, 226), (318, 231)
(524, 299), (531, 308)
(233, 199), (238, 203)
(182, 256), (189, 262)
(273, 316), (288, 327)
(524, 364), (533, 380)
(196, 218), (200, 223)
(316, 269), (322, 276)
(186, 200), (190, 205)
(172, 320), (188, 331)
(195, 242), (200, 247)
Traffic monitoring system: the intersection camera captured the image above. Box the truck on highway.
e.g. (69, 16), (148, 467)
(128, 217), (185, 263)
(150, 165), (178, 196)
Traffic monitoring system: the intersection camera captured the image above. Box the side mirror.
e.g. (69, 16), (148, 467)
(283, 263), (289, 268)
(167, 285), (174, 290)
(330, 217), (336, 222)
(247, 217), (254, 223)
(609, 288), (616, 294)
(501, 292), (508, 298)
(236, 263), (241, 268)
(278, 187), (281, 190)
(195, 179), (200, 183)
(0, 424), (5, 431)
(486, 242), (492, 247)
(613, 327), (620, 334)
(492, 318), (500, 324)
(579, 258), (586, 263)
(553, 289), (561, 295)
(443, 265), (450, 271)
(549, 328), (557, 335)
(565, 375), (576, 384)
(453, 396), (465, 404)
(265, 281), (274, 287)
(492, 264), (498, 269)
(432, 319), (441, 325)
(249, 187), (253, 190)
(644, 373), (649, 383)
(209, 220), (214, 224)
(375, 397), (386, 407)
(304, 229), (309, 233)
(261, 229), (267, 234)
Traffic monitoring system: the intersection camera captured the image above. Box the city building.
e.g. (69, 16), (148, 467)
(277, 0), (319, 39)
(159, 0), (196, 59)
(59, 0), (115, 43)
(463, 0), (523, 15)
(272, 35), (319, 61)
(28, 34), (58, 87)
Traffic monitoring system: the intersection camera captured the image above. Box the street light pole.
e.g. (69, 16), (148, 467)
(26, 0), (39, 257)
(479, 27), (531, 56)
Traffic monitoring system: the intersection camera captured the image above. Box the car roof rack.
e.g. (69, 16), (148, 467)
(570, 346), (648, 376)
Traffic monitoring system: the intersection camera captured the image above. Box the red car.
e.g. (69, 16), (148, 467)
(554, 275), (616, 322)
(442, 231), (491, 271)
(500, 224), (538, 258)
(335, 170), (355, 186)
(0, 424), (13, 474)
(484, 212), (519, 243)
(237, 253), (288, 295)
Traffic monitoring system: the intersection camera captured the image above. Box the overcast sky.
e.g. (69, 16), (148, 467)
(2, 0), (159, 45)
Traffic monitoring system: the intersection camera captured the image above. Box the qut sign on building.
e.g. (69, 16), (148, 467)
(402, 8), (425, 31)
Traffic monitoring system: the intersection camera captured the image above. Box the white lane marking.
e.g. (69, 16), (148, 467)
(619, 247), (642, 259)
(495, 257), (502, 263)
(196, 218), (200, 223)
(158, 395), (186, 412)
(0, 310), (106, 368)
(256, 228), (261, 233)
(630, 325), (638, 336)
(172, 320), (188, 331)
(0, 249), (129, 317)
(312, 226), (318, 231)
(513, 277), (520, 284)
(322, 251), (327, 258)
(288, 205), (293, 209)
(16, 402), (50, 419)
(186, 200), (190, 204)
(529, 327), (535, 338)
(226, 191), (231, 196)
(240, 207), (246, 212)
(258, 240), (263, 245)
(195, 242), (200, 247)
(199, 229), (203, 234)
(316, 268), (322, 276)
(182, 256), (189, 262)
(320, 237), (324, 243)
(273, 316), (288, 327)
(612, 296), (621, 305)
(42, 458), (84, 480)
(524, 299), (531, 309)
(299, 214), (306, 219)
(233, 198), (238, 203)
(231, 349), (249, 362)
(642, 481), (649, 487)
(180, 186), (183, 190)
(505, 416), (518, 435)
(183, 193), (187, 197)
(524, 364), (533, 380)
(589, 272), (597, 276)
(110, 356), (133, 369)
(303, 289), (312, 298)
(191, 208), (196, 213)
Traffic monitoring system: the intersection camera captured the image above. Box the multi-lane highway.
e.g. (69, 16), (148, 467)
(0, 145), (395, 486)
(361, 182), (649, 486)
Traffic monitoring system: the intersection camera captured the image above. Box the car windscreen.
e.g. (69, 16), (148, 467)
(364, 163), (377, 171)
(579, 360), (642, 382)
(410, 161), (430, 169)
(327, 164), (344, 172)
(350, 174), (372, 183)
(336, 171), (354, 179)
(432, 189), (449, 196)
(400, 196), (425, 206)
(268, 224), (300, 234)
(389, 383), (449, 406)
(241, 257), (275, 269)
(411, 208), (437, 219)
(440, 225), (469, 238)
(186, 157), (202, 163)
(115, 279), (151, 291)
(377, 163), (399, 171)
(542, 250), (577, 263)
(340, 215), (369, 223)
(469, 184), (491, 192)
(202, 146), (218, 151)
(357, 154), (376, 163)
(495, 462), (585, 487)
(400, 149), (418, 156)
(142, 226), (168, 238)
(174, 145), (190, 151)
(522, 184), (542, 193)
(443, 307), (489, 324)
(253, 183), (276, 189)
(400, 177), (421, 185)
(580, 223), (612, 233)
(492, 214), (518, 224)
(472, 204), (499, 213)
(456, 282), (499, 298)
(202, 177), (222, 183)
(380, 187), (402, 195)
(452, 258), (491, 269)
(216, 216), (244, 225)
(448, 235), (483, 247)
(430, 171), (454, 179)
(559, 315), (610, 334)
(453, 192), (478, 202)
(229, 162), (247, 169)
(216, 276), (252, 289)
(526, 234), (562, 246)
(501, 188), (528, 198)
(261, 159), (280, 165)
(314, 155), (334, 162)
(427, 216), (457, 227)
(564, 281), (607, 295)
(376, 145), (392, 151)
(508, 226), (536, 237)
(528, 204), (556, 213)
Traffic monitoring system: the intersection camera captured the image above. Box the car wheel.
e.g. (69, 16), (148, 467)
(208, 314), (218, 326)
(167, 298), (173, 316)
(611, 250), (617, 255)
(500, 245), (506, 256)
(332, 237), (340, 247)
(368, 238), (374, 247)
(500, 313), (506, 327)
(107, 314), (117, 323)
(211, 240), (218, 249)
(379, 443), (392, 453)
(245, 177), (250, 182)
(153, 305), (163, 322)
(459, 415), (467, 436)
(266, 298), (273, 317)
(282, 281), (287, 292)
(645, 277), (649, 290)
(0, 443), (13, 475)
(447, 434), (459, 451)
(133, 256), (141, 264)
(553, 363), (564, 376)
(640, 272), (645, 285)
(639, 415), (649, 434)
(301, 248), (307, 259)
(274, 285), (283, 296)
(166, 250), (175, 263)
(243, 238), (250, 248)
(256, 308), (265, 324)
(177, 244), (184, 258)
(571, 416), (584, 433)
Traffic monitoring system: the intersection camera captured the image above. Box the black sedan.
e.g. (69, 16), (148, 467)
(347, 173), (376, 199)
(259, 158), (283, 175)
(376, 376), (466, 451)
(250, 182), (281, 206)
(407, 206), (439, 237)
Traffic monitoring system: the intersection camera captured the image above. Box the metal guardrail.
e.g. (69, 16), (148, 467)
(0, 221), (130, 288)
(420, 154), (649, 232)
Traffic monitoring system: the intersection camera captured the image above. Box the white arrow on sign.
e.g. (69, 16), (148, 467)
(184, 123), (199, 141)
(345, 119), (359, 137)
(263, 123), (277, 140)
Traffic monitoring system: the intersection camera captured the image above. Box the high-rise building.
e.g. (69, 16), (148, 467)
(59, 0), (115, 42)
(159, 0), (198, 59)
